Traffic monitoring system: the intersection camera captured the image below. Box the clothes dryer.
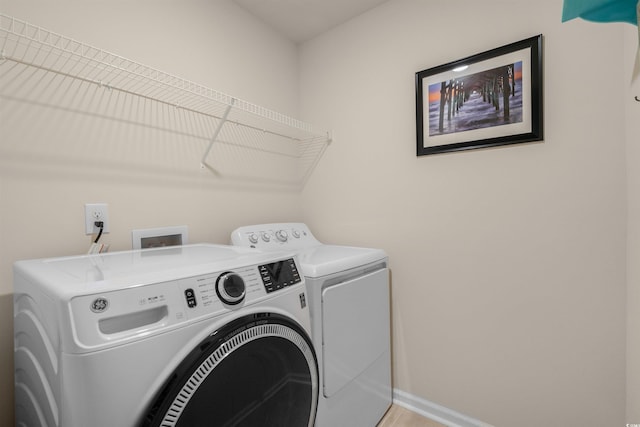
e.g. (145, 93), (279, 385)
(14, 244), (317, 427)
(231, 223), (391, 427)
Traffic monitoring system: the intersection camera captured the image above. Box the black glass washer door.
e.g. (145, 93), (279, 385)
(142, 313), (318, 427)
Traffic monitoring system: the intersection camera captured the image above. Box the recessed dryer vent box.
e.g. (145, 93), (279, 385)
(132, 226), (188, 250)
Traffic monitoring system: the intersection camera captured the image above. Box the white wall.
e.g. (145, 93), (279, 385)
(299, 0), (628, 426)
(625, 24), (640, 423)
(0, 0), (302, 424)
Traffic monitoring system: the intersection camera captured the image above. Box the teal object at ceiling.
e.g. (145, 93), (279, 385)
(562, 0), (639, 25)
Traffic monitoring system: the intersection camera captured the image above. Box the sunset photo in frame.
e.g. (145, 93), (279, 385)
(416, 35), (543, 156)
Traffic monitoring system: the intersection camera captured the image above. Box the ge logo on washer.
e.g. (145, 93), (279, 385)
(90, 297), (109, 313)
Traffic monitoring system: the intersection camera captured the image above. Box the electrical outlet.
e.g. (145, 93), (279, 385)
(85, 203), (110, 234)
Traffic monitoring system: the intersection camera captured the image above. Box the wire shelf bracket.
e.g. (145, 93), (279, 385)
(201, 99), (235, 167)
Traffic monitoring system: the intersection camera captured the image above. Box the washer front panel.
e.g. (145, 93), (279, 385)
(143, 314), (318, 427)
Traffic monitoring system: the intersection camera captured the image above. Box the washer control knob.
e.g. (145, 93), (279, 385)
(275, 230), (288, 242)
(216, 272), (245, 305)
(291, 229), (301, 238)
(261, 232), (271, 242)
(248, 233), (259, 244)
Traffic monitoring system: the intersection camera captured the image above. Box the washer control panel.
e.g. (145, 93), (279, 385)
(258, 258), (301, 293)
(69, 256), (306, 349)
(179, 265), (260, 314)
(231, 223), (320, 251)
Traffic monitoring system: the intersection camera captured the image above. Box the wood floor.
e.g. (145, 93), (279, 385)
(377, 404), (447, 427)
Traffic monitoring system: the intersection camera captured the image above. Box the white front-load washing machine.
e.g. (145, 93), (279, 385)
(13, 244), (318, 427)
(231, 223), (391, 427)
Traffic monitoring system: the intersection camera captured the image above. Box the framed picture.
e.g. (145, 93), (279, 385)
(416, 35), (543, 156)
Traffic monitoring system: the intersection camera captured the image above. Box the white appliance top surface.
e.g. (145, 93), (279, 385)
(14, 243), (296, 297)
(231, 223), (387, 277)
(296, 244), (386, 278)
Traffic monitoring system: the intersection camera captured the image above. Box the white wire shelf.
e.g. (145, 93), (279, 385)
(0, 13), (331, 187)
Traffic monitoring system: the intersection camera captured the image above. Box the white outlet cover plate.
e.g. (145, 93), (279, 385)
(85, 203), (110, 234)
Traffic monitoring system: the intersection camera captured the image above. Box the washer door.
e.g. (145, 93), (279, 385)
(141, 313), (318, 427)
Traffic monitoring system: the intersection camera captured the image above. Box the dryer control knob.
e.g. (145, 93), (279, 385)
(291, 229), (301, 238)
(216, 272), (246, 305)
(275, 230), (288, 242)
(261, 232), (271, 242)
(248, 233), (259, 244)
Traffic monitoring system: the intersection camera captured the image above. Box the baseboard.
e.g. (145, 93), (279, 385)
(392, 389), (495, 427)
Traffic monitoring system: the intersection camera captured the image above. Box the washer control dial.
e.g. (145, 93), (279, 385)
(275, 230), (288, 242)
(248, 233), (259, 244)
(261, 232), (271, 242)
(216, 272), (245, 305)
(291, 229), (301, 238)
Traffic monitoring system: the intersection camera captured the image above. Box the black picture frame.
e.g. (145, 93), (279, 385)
(416, 35), (543, 156)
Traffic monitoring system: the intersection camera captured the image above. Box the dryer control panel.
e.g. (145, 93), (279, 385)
(231, 222), (321, 251)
